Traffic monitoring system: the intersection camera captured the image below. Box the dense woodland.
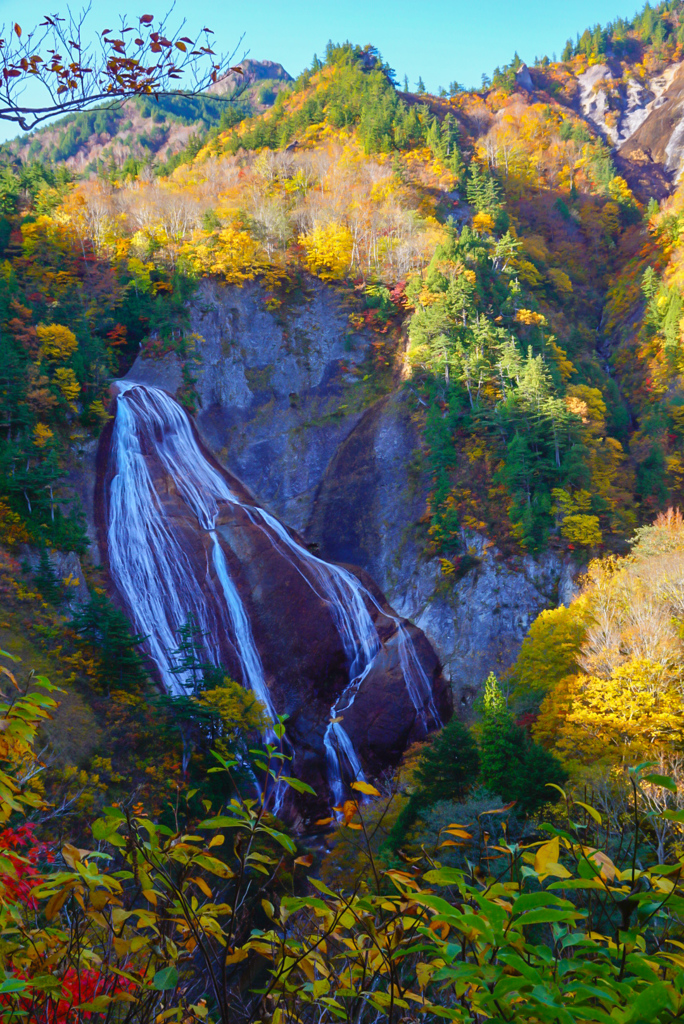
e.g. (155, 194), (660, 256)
(3, 5), (684, 1021)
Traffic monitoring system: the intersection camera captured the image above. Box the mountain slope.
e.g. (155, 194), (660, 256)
(0, 59), (292, 176)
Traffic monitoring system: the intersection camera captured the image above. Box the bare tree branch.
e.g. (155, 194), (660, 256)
(0, 4), (245, 131)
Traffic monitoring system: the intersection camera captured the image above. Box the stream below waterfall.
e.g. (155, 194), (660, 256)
(105, 381), (442, 807)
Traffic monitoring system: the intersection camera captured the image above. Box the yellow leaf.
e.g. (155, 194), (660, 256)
(208, 835), (224, 848)
(351, 781), (380, 797)
(90, 890), (113, 911)
(224, 948), (249, 964)
(416, 962), (436, 990)
(191, 876), (213, 899)
(574, 801), (602, 824)
(443, 827), (472, 839)
(341, 799), (358, 824)
(587, 849), (617, 882)
(534, 837), (560, 874)
(45, 884), (74, 921)
(62, 843), (90, 869)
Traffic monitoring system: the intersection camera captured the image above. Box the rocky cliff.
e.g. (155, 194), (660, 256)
(574, 59), (684, 196)
(96, 380), (449, 818)
(122, 278), (578, 707)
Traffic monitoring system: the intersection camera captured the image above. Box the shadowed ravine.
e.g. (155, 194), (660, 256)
(100, 382), (451, 819)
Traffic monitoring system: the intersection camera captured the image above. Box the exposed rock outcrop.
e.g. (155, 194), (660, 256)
(97, 382), (449, 817)
(573, 59), (684, 196)
(20, 546), (90, 608)
(122, 279), (579, 702)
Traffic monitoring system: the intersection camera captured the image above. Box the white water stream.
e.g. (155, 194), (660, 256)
(107, 382), (440, 803)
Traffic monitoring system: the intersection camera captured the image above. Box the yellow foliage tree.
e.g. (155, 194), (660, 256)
(513, 598), (589, 699)
(552, 488), (603, 546)
(182, 225), (266, 284)
(194, 677), (267, 758)
(535, 658), (684, 770)
(0, 502), (29, 550)
(547, 267), (573, 294)
(516, 308), (547, 326)
(53, 366), (80, 402)
(561, 513), (602, 547)
(521, 512), (684, 777)
(608, 175), (637, 208)
(37, 323), (77, 362)
(32, 423), (54, 448)
(300, 221), (353, 281)
(472, 211), (495, 234)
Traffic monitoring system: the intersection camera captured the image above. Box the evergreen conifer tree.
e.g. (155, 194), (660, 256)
(414, 716), (480, 804)
(34, 549), (62, 605)
(72, 592), (149, 693)
(479, 673), (567, 815)
(386, 717), (479, 851)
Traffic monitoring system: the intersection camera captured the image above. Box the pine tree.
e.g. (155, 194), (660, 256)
(72, 592), (149, 693)
(414, 716), (480, 804)
(386, 716), (479, 851)
(169, 615), (212, 695)
(478, 673), (514, 794)
(34, 549), (62, 605)
(478, 673), (567, 815)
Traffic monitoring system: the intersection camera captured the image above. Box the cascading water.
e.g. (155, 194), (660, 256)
(106, 382), (441, 806)
(108, 383), (276, 723)
(240, 505), (440, 803)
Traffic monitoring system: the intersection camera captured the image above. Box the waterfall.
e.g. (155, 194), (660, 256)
(106, 382), (440, 805)
(242, 505), (441, 799)
(109, 383), (273, 722)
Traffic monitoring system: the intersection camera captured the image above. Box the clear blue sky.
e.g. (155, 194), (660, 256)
(0, 0), (640, 142)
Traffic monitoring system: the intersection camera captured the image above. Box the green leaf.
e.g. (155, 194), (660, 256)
(260, 825), (296, 853)
(642, 773), (678, 793)
(512, 892), (574, 914)
(0, 979), (28, 994)
(280, 776), (316, 795)
(92, 816), (122, 841)
(152, 966), (178, 992)
(515, 908), (583, 926)
(628, 982), (673, 1021)
(197, 816), (246, 829)
(76, 996), (113, 1012)
(423, 867), (464, 886)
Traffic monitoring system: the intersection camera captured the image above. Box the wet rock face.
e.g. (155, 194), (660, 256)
(98, 383), (449, 818)
(124, 279), (578, 706)
(304, 400), (577, 708)
(343, 623), (448, 771)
